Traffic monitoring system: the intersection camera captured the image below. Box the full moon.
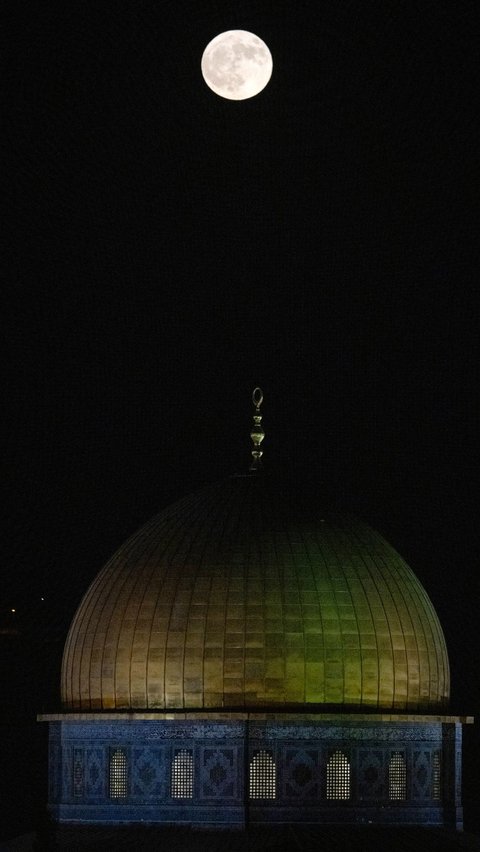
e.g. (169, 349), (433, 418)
(201, 30), (273, 100)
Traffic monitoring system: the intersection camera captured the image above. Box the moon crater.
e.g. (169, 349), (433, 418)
(201, 30), (273, 100)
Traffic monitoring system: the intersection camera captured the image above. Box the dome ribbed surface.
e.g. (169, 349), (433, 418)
(61, 475), (449, 712)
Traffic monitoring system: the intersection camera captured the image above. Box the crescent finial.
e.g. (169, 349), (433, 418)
(249, 387), (265, 472)
(252, 387), (263, 409)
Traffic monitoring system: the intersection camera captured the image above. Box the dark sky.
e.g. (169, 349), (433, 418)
(3, 1), (479, 715)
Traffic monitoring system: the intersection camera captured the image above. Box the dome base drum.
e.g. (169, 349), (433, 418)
(40, 711), (468, 829)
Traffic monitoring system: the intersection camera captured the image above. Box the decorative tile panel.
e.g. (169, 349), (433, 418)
(62, 746), (72, 801)
(200, 747), (237, 799)
(358, 749), (385, 800)
(48, 741), (61, 803)
(45, 718), (463, 826)
(412, 750), (432, 800)
(85, 747), (104, 798)
(131, 746), (167, 798)
(73, 748), (84, 797)
(283, 748), (320, 799)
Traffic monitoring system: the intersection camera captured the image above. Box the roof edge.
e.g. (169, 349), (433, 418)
(38, 712), (474, 724)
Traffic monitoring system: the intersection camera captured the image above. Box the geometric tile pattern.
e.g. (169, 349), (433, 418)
(284, 748), (320, 799)
(73, 748), (84, 797)
(48, 742), (61, 803)
(412, 749), (433, 800)
(132, 746), (167, 798)
(358, 748), (385, 800)
(200, 747), (236, 799)
(432, 750), (442, 800)
(85, 748), (104, 797)
(45, 717), (464, 826)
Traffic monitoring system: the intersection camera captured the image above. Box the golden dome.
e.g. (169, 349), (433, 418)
(61, 474), (449, 712)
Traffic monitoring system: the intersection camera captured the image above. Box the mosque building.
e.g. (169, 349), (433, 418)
(39, 389), (470, 828)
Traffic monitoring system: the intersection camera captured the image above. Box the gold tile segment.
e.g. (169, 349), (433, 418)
(61, 475), (450, 713)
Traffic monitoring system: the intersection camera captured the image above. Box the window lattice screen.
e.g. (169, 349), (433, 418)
(389, 751), (407, 800)
(109, 748), (127, 799)
(326, 750), (350, 800)
(432, 750), (441, 800)
(249, 750), (276, 799)
(171, 749), (194, 798)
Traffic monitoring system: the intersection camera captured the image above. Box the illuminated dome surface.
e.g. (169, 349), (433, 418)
(62, 474), (449, 712)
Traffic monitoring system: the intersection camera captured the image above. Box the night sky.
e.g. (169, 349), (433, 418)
(3, 0), (479, 782)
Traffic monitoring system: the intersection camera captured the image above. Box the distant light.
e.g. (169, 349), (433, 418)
(41, 597), (45, 601)
(201, 30), (273, 100)
(11, 608), (16, 613)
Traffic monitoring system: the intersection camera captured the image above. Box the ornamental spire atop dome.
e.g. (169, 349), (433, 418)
(249, 386), (265, 471)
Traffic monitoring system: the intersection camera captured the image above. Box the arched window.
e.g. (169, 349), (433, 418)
(326, 750), (350, 800)
(249, 750), (276, 799)
(171, 748), (194, 798)
(109, 748), (127, 799)
(389, 751), (407, 800)
(432, 751), (441, 800)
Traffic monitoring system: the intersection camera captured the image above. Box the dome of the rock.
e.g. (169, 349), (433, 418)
(44, 392), (468, 830)
(61, 473), (449, 713)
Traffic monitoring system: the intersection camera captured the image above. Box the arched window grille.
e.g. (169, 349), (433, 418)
(171, 749), (194, 798)
(432, 751), (441, 800)
(326, 750), (350, 800)
(109, 748), (127, 799)
(249, 750), (276, 799)
(389, 751), (407, 800)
